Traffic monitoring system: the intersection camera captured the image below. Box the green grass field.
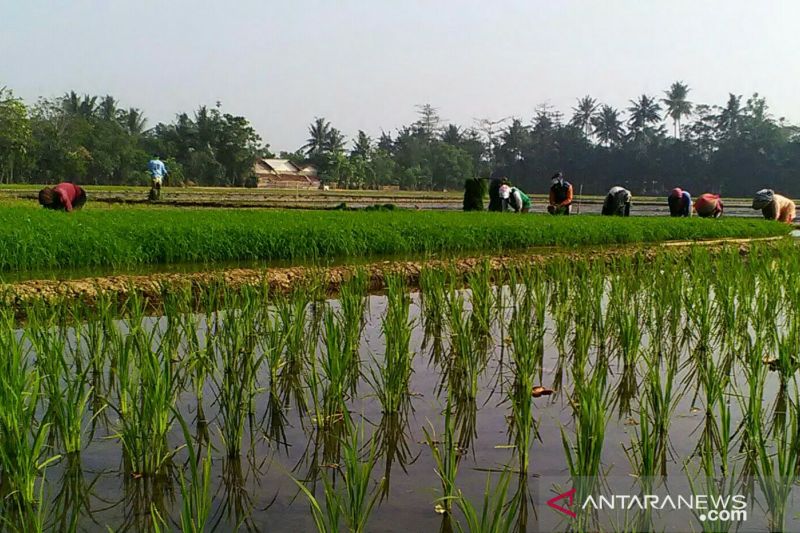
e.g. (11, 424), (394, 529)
(0, 204), (789, 272)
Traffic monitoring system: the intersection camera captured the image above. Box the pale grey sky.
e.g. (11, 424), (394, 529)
(3, 0), (799, 152)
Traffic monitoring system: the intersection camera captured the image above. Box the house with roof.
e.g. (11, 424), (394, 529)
(252, 158), (321, 189)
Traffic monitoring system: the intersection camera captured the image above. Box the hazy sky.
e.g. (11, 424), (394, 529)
(3, 0), (799, 152)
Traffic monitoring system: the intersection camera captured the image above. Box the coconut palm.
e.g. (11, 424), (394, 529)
(627, 95), (662, 135)
(570, 95), (599, 138)
(325, 127), (346, 154)
(99, 95), (118, 121)
(304, 117), (332, 157)
(662, 82), (692, 139)
(591, 105), (625, 147)
(122, 108), (147, 136)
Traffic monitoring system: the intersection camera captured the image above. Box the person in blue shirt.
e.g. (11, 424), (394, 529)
(147, 155), (168, 201)
(668, 187), (692, 217)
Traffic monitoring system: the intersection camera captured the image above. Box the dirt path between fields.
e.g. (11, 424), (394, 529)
(0, 236), (787, 314)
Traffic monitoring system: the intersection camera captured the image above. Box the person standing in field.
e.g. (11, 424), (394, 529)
(547, 172), (573, 215)
(668, 187), (692, 217)
(601, 186), (632, 216)
(752, 189), (796, 223)
(38, 182), (87, 212)
(694, 193), (724, 218)
(147, 155), (168, 201)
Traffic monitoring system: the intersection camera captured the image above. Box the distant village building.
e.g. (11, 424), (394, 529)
(253, 158), (321, 189)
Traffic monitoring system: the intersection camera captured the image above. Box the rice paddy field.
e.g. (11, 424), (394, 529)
(0, 203), (789, 272)
(4, 239), (800, 532)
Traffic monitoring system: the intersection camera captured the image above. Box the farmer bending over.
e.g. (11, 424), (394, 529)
(694, 193), (723, 218)
(752, 189), (796, 223)
(547, 172), (573, 215)
(38, 182), (87, 212)
(668, 188), (692, 217)
(601, 186), (632, 216)
(500, 184), (531, 213)
(147, 155), (168, 201)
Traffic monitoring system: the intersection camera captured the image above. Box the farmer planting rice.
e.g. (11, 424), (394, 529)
(547, 172), (573, 215)
(38, 182), (87, 212)
(668, 187), (692, 217)
(601, 186), (632, 216)
(499, 183), (531, 213)
(694, 193), (723, 218)
(752, 189), (796, 223)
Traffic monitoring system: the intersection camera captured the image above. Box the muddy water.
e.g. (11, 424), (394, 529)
(34, 286), (794, 533)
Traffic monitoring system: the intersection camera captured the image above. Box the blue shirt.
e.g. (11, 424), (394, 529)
(148, 159), (167, 178)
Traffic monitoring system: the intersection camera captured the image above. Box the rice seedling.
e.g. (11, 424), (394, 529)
(0, 311), (60, 517)
(25, 304), (96, 456)
(215, 300), (266, 458)
(562, 356), (610, 524)
(306, 307), (353, 435)
(338, 269), (369, 391)
(369, 274), (414, 416)
(740, 352), (798, 533)
(292, 416), (384, 533)
(175, 410), (213, 533)
(277, 289), (315, 417)
(466, 260), (494, 338)
(444, 469), (518, 533)
(113, 298), (180, 476)
(508, 295), (544, 474)
(1, 206), (786, 271)
(423, 398), (461, 515)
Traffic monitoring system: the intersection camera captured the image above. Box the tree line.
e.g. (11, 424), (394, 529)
(1, 83), (798, 196)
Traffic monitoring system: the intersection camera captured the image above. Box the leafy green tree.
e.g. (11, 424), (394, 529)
(351, 130), (372, 159)
(0, 88), (32, 183)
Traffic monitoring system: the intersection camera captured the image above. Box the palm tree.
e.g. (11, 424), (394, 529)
(99, 95), (118, 121)
(304, 117), (331, 157)
(627, 95), (661, 134)
(662, 82), (692, 139)
(324, 127), (346, 154)
(591, 105), (625, 147)
(123, 108), (147, 136)
(570, 95), (598, 138)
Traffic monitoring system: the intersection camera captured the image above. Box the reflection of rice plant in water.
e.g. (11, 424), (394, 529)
(508, 293), (543, 474)
(446, 469), (519, 533)
(424, 398), (461, 515)
(371, 274), (413, 414)
(0, 310), (59, 523)
(292, 416), (384, 533)
(215, 298), (266, 458)
(740, 353), (799, 533)
(113, 295), (179, 476)
(562, 354), (610, 528)
(175, 410), (212, 533)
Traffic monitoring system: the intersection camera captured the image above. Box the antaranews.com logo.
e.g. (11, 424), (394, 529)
(547, 488), (748, 523)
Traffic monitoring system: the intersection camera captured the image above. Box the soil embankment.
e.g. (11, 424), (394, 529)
(1, 236), (785, 313)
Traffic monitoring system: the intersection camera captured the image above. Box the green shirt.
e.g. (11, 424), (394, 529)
(513, 188), (531, 209)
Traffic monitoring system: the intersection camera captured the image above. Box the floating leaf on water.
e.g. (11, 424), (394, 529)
(624, 418), (639, 426)
(531, 386), (555, 398)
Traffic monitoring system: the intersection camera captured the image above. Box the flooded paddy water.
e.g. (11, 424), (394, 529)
(4, 242), (800, 532)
